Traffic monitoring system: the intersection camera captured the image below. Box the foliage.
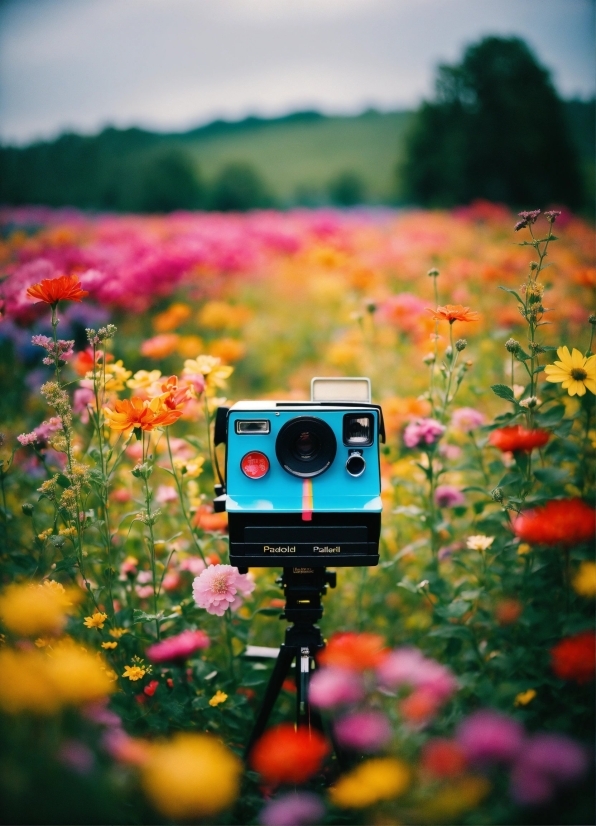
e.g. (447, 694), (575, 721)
(207, 162), (274, 212)
(0, 203), (594, 825)
(400, 37), (585, 211)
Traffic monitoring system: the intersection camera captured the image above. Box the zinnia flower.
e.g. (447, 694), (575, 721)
(427, 304), (480, 324)
(489, 426), (550, 453)
(329, 757), (410, 808)
(450, 407), (485, 432)
(259, 792), (325, 826)
(249, 724), (329, 785)
(572, 561), (596, 597)
(421, 738), (468, 778)
(512, 498), (596, 547)
(308, 667), (365, 709)
(192, 564), (255, 616)
(146, 629), (210, 664)
(551, 630), (595, 684)
(83, 612), (108, 630)
(510, 734), (588, 805)
(333, 710), (392, 752)
(377, 647), (457, 702)
(456, 709), (524, 764)
(544, 346), (596, 396)
(403, 417), (446, 449)
(26, 274), (88, 306)
(434, 485), (465, 508)
(317, 632), (387, 672)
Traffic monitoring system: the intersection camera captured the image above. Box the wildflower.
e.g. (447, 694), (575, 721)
(109, 627), (128, 639)
(329, 757), (410, 808)
(308, 667), (365, 709)
(250, 724), (329, 786)
(144, 680), (159, 697)
(32, 334), (75, 364)
(209, 690), (228, 707)
(450, 406), (485, 432)
(421, 738), (467, 778)
(192, 564), (255, 616)
(376, 647), (457, 702)
(103, 396), (183, 432)
(100, 360), (132, 393)
(573, 561), (596, 597)
(512, 498), (595, 547)
(126, 369), (163, 392)
(26, 274), (88, 306)
(140, 333), (180, 359)
(434, 485), (465, 508)
(505, 338), (520, 353)
(83, 612), (107, 630)
(403, 417), (445, 449)
(154, 302), (192, 332)
(456, 710), (524, 764)
(551, 630), (595, 684)
(182, 355), (233, 395)
(123, 661), (148, 682)
(427, 304), (480, 324)
(146, 629), (210, 665)
(0, 581), (79, 637)
(489, 426), (550, 453)
(333, 710), (392, 752)
(544, 346), (596, 396)
(514, 689), (537, 707)
(466, 535), (495, 551)
(495, 598), (522, 625)
(259, 792), (325, 826)
(514, 209), (541, 231)
(101, 641), (118, 650)
(317, 632), (387, 672)
(510, 734), (587, 806)
(544, 210), (562, 222)
(141, 732), (241, 819)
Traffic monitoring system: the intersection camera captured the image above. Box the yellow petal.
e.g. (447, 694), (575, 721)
(584, 377), (596, 394)
(556, 345), (572, 365)
(571, 348), (586, 368)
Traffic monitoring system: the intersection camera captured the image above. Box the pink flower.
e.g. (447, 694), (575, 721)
(146, 629), (210, 664)
(450, 407), (485, 432)
(162, 571), (181, 592)
(179, 556), (207, 576)
(308, 667), (365, 709)
(259, 792), (325, 826)
(434, 485), (465, 508)
(155, 484), (178, 504)
(403, 417), (445, 449)
(377, 647), (458, 702)
(333, 710), (392, 752)
(57, 740), (95, 775)
(192, 564), (255, 616)
(456, 709), (525, 764)
(73, 387), (95, 424)
(510, 733), (588, 806)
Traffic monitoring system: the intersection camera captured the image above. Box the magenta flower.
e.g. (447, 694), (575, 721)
(308, 667), (365, 709)
(333, 710), (392, 752)
(146, 629), (210, 664)
(192, 564), (255, 616)
(403, 418), (445, 449)
(510, 733), (588, 805)
(377, 647), (458, 702)
(450, 407), (485, 432)
(456, 709), (525, 764)
(434, 485), (465, 508)
(259, 792), (325, 826)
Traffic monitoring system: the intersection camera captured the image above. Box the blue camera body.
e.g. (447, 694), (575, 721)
(214, 381), (384, 569)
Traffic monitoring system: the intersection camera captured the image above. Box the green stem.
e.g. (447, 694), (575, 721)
(166, 429), (206, 564)
(142, 431), (160, 640)
(224, 609), (236, 681)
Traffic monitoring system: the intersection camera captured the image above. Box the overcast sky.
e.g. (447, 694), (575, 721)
(0, 0), (594, 145)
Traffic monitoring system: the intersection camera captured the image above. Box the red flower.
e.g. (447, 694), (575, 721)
(143, 680), (159, 697)
(26, 274), (88, 305)
(249, 724), (329, 785)
(489, 426), (550, 453)
(421, 738), (468, 777)
(551, 631), (595, 684)
(512, 499), (596, 547)
(317, 632), (388, 672)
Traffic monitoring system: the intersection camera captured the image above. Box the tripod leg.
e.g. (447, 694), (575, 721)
(245, 644), (296, 758)
(296, 646), (324, 733)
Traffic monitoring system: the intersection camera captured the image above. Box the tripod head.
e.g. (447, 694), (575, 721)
(278, 567), (336, 625)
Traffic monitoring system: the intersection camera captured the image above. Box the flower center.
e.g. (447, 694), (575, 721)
(212, 573), (231, 595)
(570, 368), (587, 381)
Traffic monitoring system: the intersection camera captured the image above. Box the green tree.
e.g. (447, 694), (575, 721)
(400, 36), (583, 209)
(328, 170), (366, 206)
(207, 163), (273, 211)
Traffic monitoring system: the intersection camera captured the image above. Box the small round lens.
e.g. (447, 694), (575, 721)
(294, 431), (319, 460)
(275, 416), (336, 478)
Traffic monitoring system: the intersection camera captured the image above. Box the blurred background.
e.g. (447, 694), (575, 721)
(0, 0), (594, 215)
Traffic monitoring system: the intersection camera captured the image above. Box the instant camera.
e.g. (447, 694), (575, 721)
(213, 377), (385, 571)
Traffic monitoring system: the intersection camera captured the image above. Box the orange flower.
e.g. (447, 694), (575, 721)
(249, 724), (329, 785)
(494, 598), (523, 625)
(26, 274), (88, 305)
(489, 426), (550, 453)
(427, 304), (480, 324)
(551, 630), (595, 684)
(317, 632), (388, 671)
(512, 498), (595, 547)
(140, 334), (180, 359)
(192, 507), (228, 533)
(421, 738), (468, 778)
(159, 375), (193, 411)
(103, 396), (183, 432)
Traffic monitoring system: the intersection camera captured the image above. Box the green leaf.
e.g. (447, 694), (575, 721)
(491, 384), (515, 401)
(533, 468), (569, 485)
(498, 286), (525, 304)
(133, 609), (163, 623)
(53, 555), (78, 573)
(535, 405), (565, 428)
(55, 473), (71, 489)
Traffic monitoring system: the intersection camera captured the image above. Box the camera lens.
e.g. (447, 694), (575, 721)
(276, 417), (336, 478)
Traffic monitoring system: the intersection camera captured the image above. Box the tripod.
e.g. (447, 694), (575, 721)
(245, 567), (336, 757)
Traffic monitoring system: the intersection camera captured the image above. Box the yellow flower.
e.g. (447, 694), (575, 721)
(141, 732), (241, 819)
(45, 641), (115, 706)
(466, 535), (495, 551)
(418, 776), (490, 821)
(37, 528), (53, 541)
(101, 641), (118, 650)
(182, 355), (233, 395)
(173, 456), (204, 478)
(573, 561), (596, 597)
(58, 526), (77, 538)
(544, 346), (596, 396)
(209, 690), (228, 707)
(329, 758), (410, 808)
(103, 360), (132, 393)
(517, 543), (531, 555)
(0, 581), (79, 637)
(127, 369), (162, 391)
(84, 612), (108, 630)
(515, 689), (537, 706)
(123, 664), (146, 681)
(109, 627), (129, 639)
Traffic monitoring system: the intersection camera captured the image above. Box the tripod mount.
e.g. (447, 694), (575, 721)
(245, 566), (336, 757)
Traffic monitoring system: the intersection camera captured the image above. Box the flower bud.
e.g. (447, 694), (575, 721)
(427, 268), (439, 278)
(505, 338), (520, 354)
(455, 339), (467, 352)
(589, 314), (596, 326)
(491, 488), (504, 503)
(366, 301), (377, 314)
(445, 346), (453, 359)
(422, 352), (436, 365)
(529, 261), (538, 270)
(22, 502), (34, 516)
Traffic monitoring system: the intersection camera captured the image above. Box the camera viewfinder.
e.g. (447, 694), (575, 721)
(343, 413), (374, 446)
(236, 420), (271, 434)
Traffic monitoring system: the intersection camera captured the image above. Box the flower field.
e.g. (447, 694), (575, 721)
(0, 202), (594, 825)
